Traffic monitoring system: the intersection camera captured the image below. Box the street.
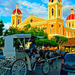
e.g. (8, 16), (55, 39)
(27, 59), (62, 75)
(24, 59), (62, 75)
(6, 59), (62, 75)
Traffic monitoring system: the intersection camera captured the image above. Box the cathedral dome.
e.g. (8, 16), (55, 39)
(12, 9), (22, 14)
(66, 14), (75, 20)
(66, 9), (75, 20)
(12, 4), (22, 14)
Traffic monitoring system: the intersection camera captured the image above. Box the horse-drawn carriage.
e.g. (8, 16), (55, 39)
(0, 34), (51, 75)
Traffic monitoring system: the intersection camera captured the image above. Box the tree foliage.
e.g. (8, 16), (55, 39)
(28, 27), (48, 39)
(35, 38), (58, 47)
(24, 24), (31, 32)
(3, 24), (69, 48)
(4, 24), (48, 39)
(4, 27), (26, 36)
(54, 36), (68, 49)
(54, 36), (68, 45)
(0, 38), (4, 47)
(4, 24), (67, 47)
(0, 20), (4, 36)
(50, 38), (58, 47)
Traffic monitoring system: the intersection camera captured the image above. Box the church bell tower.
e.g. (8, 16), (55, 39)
(48, 0), (64, 38)
(11, 4), (22, 27)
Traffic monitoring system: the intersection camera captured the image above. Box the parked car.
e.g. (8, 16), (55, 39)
(60, 51), (68, 58)
(60, 53), (75, 75)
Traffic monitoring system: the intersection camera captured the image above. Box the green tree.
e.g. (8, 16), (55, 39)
(0, 20), (4, 36)
(54, 36), (68, 49)
(6, 27), (19, 35)
(5, 24), (48, 39)
(4, 27), (26, 35)
(35, 39), (52, 47)
(35, 39), (43, 47)
(24, 24), (31, 32)
(28, 27), (48, 39)
(4, 29), (9, 36)
(50, 38), (58, 47)
(0, 38), (4, 47)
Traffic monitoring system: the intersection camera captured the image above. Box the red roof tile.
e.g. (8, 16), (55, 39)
(12, 9), (22, 14)
(64, 38), (75, 46)
(66, 14), (75, 20)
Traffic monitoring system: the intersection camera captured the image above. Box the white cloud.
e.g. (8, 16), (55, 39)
(0, 0), (17, 16)
(63, 5), (75, 10)
(62, 0), (71, 5)
(0, 0), (48, 20)
(4, 23), (11, 29)
(5, 8), (9, 11)
(41, 0), (48, 4)
(63, 5), (75, 18)
(19, 0), (48, 19)
(0, 0), (75, 25)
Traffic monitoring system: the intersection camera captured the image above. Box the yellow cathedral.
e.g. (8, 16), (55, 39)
(11, 0), (75, 39)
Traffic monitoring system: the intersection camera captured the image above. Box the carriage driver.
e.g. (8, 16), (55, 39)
(29, 39), (36, 53)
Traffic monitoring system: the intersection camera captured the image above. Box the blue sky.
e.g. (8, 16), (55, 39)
(0, 0), (75, 29)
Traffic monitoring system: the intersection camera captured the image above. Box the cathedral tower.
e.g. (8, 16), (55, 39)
(47, 0), (64, 38)
(11, 4), (22, 27)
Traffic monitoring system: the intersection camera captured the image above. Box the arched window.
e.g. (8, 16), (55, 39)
(51, 24), (55, 34)
(58, 9), (60, 16)
(18, 19), (20, 24)
(51, 0), (54, 2)
(59, 24), (61, 34)
(13, 19), (14, 25)
(69, 23), (71, 27)
(51, 24), (54, 27)
(18, 13), (20, 15)
(51, 8), (54, 16)
(72, 23), (74, 27)
(30, 19), (33, 23)
(59, 24), (61, 27)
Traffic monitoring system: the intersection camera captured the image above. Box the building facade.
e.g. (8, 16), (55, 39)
(11, 0), (75, 39)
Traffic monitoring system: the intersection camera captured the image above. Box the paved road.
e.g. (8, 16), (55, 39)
(27, 59), (62, 75)
(6, 59), (62, 75)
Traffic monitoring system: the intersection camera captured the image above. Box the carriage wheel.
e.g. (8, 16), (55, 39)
(52, 60), (58, 70)
(11, 59), (27, 75)
(42, 62), (50, 74)
(0, 67), (7, 75)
